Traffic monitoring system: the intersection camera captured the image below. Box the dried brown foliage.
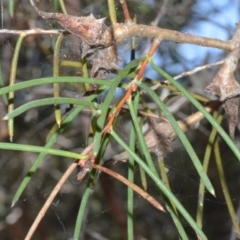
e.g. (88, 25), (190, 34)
(31, 0), (119, 80)
(205, 24), (240, 139)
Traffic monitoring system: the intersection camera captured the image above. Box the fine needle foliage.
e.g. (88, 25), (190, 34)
(1, 0), (240, 240)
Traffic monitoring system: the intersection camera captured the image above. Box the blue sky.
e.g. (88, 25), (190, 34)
(115, 0), (240, 103)
(140, 0), (240, 79)
(178, 0), (239, 62)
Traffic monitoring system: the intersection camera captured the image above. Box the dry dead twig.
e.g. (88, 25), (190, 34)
(24, 143), (94, 240)
(205, 23), (240, 139)
(92, 163), (165, 212)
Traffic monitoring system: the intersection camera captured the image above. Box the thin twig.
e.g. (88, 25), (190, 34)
(151, 60), (224, 91)
(152, 0), (169, 27)
(77, 158), (93, 181)
(0, 29), (64, 35)
(24, 143), (93, 240)
(24, 162), (78, 240)
(15, 0), (240, 52)
(120, 0), (132, 22)
(113, 101), (222, 162)
(92, 163), (165, 212)
(143, 0), (168, 55)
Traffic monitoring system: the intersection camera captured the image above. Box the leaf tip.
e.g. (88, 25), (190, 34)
(210, 189), (216, 197)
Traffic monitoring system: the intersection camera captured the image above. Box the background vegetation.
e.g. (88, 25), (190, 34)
(0, 0), (240, 240)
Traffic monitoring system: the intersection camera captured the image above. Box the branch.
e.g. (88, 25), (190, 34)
(27, 0), (238, 52)
(1, 23), (239, 52)
(102, 23), (239, 51)
(92, 163), (165, 212)
(0, 29), (64, 35)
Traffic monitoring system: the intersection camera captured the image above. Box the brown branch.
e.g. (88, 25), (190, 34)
(0, 29), (64, 35)
(136, 38), (162, 80)
(151, 0), (169, 27)
(3, 1), (240, 51)
(1, 24), (239, 52)
(92, 163), (165, 212)
(103, 85), (133, 134)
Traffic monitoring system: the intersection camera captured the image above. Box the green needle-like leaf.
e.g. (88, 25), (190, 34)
(111, 130), (207, 240)
(138, 82), (215, 195)
(74, 169), (97, 239)
(11, 94), (97, 206)
(53, 33), (65, 126)
(93, 57), (146, 155)
(150, 60), (240, 161)
(4, 97), (97, 120)
(8, 34), (26, 141)
(0, 142), (85, 159)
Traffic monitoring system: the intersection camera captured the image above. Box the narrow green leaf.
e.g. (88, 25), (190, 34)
(111, 130), (207, 240)
(0, 142), (85, 159)
(4, 97), (97, 120)
(128, 90), (188, 239)
(8, 0), (15, 17)
(93, 57), (146, 155)
(167, 205), (189, 240)
(81, 58), (90, 90)
(128, 98), (158, 177)
(12, 94), (97, 206)
(214, 138), (240, 235)
(107, 0), (117, 24)
(58, 0), (67, 14)
(138, 82), (215, 195)
(52, 0), (59, 12)
(74, 169), (97, 239)
(53, 33), (65, 126)
(196, 113), (222, 228)
(150, 60), (240, 161)
(0, 77), (111, 96)
(8, 34), (26, 141)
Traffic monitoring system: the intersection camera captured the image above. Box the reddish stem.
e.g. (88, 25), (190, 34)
(120, 0), (132, 22)
(103, 39), (161, 134)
